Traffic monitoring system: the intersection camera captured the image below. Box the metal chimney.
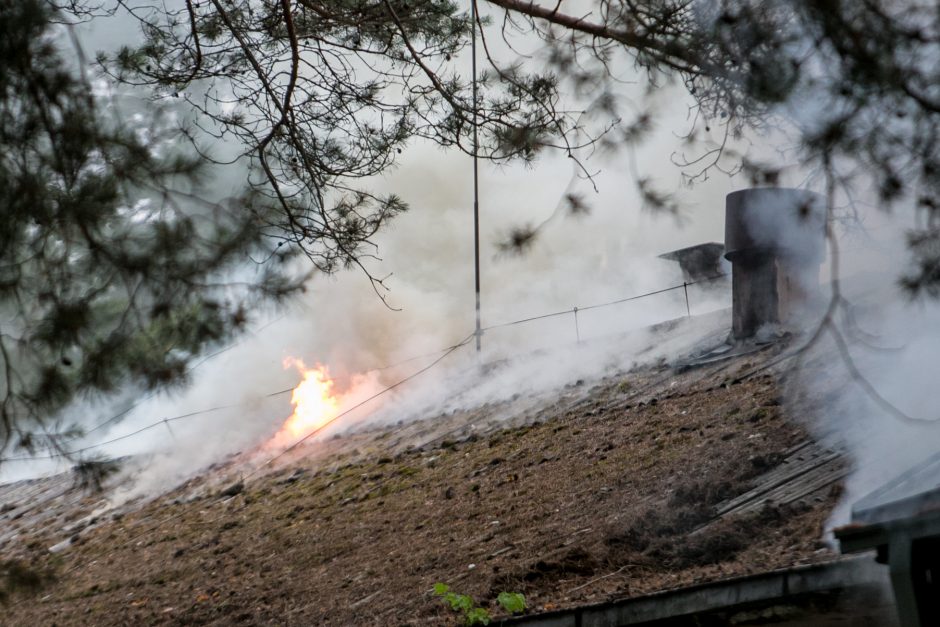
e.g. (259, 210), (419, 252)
(724, 188), (826, 340)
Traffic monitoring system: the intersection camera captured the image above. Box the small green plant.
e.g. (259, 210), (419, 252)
(433, 583), (527, 625)
(497, 591), (527, 614)
(434, 583), (488, 625)
(465, 607), (490, 626)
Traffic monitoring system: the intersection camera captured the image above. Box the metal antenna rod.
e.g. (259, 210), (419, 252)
(471, 0), (482, 352)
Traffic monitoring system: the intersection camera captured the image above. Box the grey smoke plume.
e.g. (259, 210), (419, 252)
(789, 211), (940, 529)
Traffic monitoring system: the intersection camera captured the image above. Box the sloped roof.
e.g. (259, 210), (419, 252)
(1, 335), (849, 625)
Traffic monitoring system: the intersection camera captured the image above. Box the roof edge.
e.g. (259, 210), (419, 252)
(499, 557), (886, 627)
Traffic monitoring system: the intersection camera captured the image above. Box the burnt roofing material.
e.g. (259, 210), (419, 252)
(711, 441), (845, 520)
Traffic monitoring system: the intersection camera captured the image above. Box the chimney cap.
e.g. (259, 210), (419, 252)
(724, 187), (826, 264)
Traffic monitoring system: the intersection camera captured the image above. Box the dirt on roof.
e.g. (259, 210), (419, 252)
(1, 341), (843, 626)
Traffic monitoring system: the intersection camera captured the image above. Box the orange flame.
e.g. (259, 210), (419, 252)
(277, 357), (340, 441)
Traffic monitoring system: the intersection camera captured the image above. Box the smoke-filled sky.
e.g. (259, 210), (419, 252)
(4, 3), (939, 530)
(1, 71), (742, 485)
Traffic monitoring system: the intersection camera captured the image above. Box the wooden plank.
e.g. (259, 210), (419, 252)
(715, 442), (840, 516)
(728, 457), (847, 517)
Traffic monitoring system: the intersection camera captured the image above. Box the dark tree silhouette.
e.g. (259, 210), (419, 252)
(0, 0), (304, 457)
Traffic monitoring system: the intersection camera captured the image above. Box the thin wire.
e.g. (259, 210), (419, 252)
(573, 284), (685, 313)
(482, 273), (726, 330)
(0, 404), (248, 462)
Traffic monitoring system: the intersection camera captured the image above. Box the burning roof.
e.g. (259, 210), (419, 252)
(1, 326), (864, 626)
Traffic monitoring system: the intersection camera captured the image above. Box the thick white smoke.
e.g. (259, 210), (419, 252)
(0, 3), (747, 492)
(790, 209), (940, 529)
(0, 83), (743, 489)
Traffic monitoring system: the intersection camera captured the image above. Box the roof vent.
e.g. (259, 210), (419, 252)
(658, 242), (727, 284)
